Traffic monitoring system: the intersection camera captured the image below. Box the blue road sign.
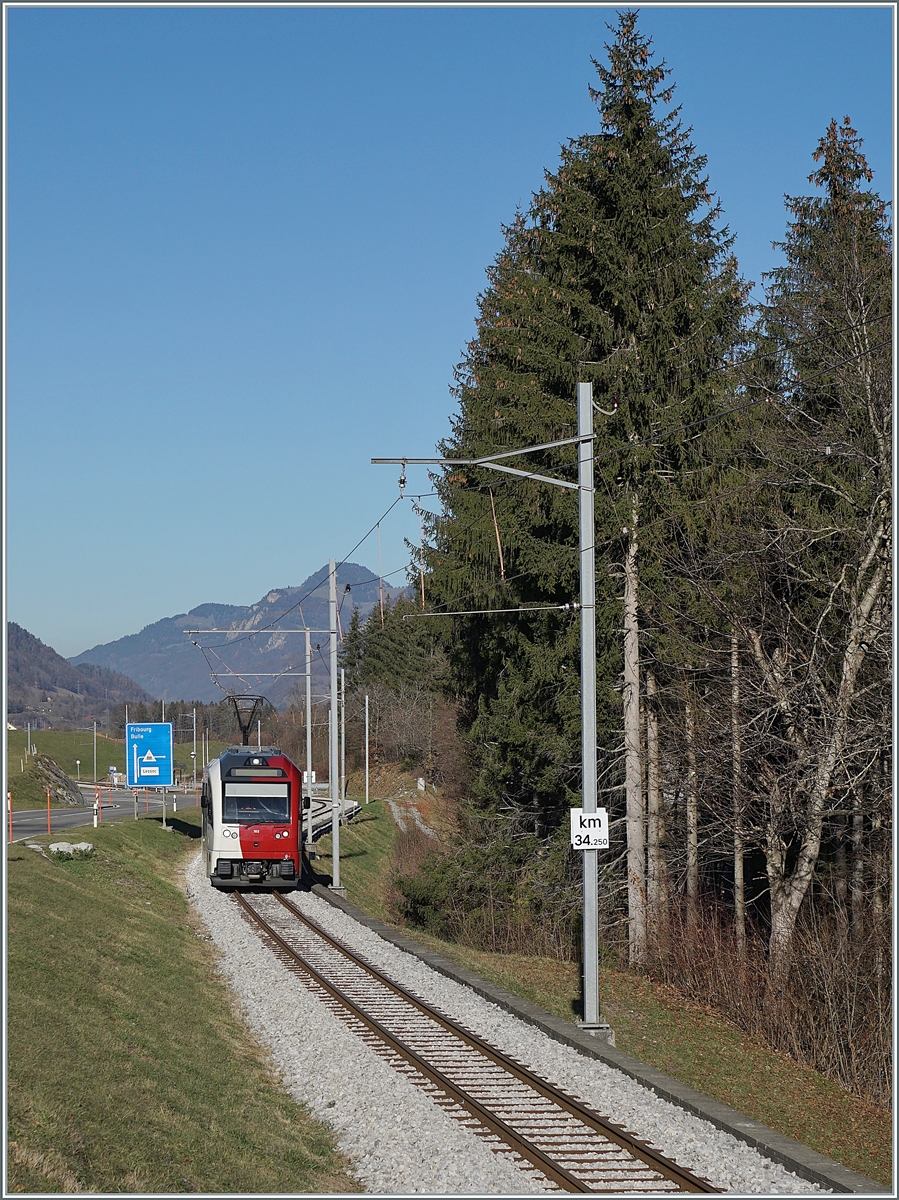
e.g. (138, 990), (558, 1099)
(126, 723), (174, 788)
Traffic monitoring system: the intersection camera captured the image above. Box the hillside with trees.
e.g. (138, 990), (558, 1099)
(7, 622), (154, 730)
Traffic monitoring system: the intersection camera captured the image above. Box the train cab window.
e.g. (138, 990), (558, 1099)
(222, 782), (290, 823)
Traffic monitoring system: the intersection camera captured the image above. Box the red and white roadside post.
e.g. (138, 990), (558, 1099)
(46, 787), (51, 835)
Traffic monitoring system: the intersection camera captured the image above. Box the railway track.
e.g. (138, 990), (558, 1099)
(233, 890), (719, 1194)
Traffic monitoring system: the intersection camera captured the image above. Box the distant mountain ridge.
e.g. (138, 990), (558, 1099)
(7, 622), (154, 728)
(69, 562), (408, 707)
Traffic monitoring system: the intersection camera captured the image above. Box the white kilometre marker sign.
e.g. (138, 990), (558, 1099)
(570, 808), (609, 850)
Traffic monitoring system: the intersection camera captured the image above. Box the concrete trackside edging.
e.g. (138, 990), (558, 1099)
(311, 883), (889, 1195)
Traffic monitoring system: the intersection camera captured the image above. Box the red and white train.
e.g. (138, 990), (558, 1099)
(201, 745), (306, 888)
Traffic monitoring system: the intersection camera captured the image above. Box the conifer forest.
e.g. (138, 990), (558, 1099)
(337, 13), (892, 1107)
(144, 13), (892, 1107)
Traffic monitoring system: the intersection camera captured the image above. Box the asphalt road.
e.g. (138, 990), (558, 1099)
(8, 788), (200, 843)
(8, 792), (357, 844)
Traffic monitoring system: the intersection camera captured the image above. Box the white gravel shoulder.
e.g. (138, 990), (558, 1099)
(186, 851), (544, 1195)
(185, 850), (828, 1195)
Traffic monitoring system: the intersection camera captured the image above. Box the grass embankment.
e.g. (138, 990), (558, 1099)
(315, 797), (892, 1188)
(6, 730), (231, 809)
(7, 809), (359, 1194)
(313, 799), (400, 923)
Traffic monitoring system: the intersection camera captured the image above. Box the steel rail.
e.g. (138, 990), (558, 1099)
(274, 893), (716, 1194)
(233, 891), (590, 1193)
(236, 891), (718, 1193)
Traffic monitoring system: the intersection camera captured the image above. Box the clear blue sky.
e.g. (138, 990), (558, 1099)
(5, 4), (894, 659)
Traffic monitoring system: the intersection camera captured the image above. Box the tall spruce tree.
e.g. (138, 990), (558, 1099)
(424, 11), (745, 962)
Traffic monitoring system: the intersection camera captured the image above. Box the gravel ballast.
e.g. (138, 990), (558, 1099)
(185, 852), (829, 1195)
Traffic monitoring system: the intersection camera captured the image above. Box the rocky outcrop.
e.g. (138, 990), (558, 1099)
(33, 755), (86, 806)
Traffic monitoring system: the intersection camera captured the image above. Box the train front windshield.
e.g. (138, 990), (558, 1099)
(223, 782), (290, 823)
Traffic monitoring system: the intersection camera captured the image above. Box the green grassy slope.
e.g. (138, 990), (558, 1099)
(312, 801), (399, 922)
(6, 810), (359, 1194)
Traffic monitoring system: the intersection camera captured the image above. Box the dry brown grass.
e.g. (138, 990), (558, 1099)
(647, 899), (892, 1109)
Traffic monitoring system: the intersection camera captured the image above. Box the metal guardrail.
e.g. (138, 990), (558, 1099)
(307, 799), (361, 841)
